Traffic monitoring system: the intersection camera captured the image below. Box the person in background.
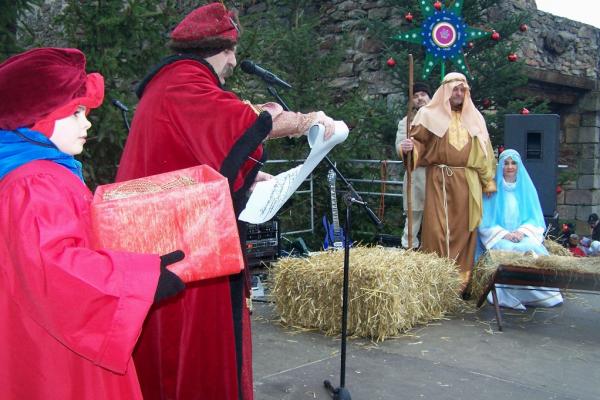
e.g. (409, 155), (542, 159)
(0, 47), (184, 399)
(568, 234), (586, 257)
(589, 240), (600, 256)
(395, 82), (431, 249)
(588, 213), (600, 241)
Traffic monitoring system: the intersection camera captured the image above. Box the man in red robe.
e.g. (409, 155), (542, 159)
(116, 3), (335, 400)
(0, 48), (185, 399)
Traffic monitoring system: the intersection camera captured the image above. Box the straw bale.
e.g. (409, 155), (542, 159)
(471, 250), (600, 301)
(271, 246), (462, 341)
(544, 239), (573, 257)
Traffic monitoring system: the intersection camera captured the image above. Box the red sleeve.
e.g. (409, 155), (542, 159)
(1, 171), (160, 373)
(162, 63), (271, 191)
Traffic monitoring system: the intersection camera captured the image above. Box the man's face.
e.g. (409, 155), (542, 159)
(412, 91), (430, 109)
(449, 84), (466, 109)
(205, 47), (237, 84)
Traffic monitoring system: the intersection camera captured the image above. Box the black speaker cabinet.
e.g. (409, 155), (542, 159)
(504, 114), (560, 217)
(245, 219), (280, 267)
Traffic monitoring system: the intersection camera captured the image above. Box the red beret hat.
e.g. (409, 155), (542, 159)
(0, 47), (104, 136)
(170, 2), (239, 48)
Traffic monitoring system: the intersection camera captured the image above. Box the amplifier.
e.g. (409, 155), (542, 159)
(246, 219), (280, 267)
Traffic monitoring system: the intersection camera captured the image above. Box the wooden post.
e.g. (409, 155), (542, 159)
(406, 54), (414, 249)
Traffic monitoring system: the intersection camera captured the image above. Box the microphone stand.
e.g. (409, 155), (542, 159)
(265, 83), (383, 400)
(111, 99), (131, 132)
(119, 109), (131, 132)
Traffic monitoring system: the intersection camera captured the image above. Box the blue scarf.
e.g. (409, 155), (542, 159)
(0, 128), (83, 181)
(480, 149), (546, 233)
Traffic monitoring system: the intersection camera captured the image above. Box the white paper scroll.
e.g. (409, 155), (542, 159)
(238, 120), (349, 224)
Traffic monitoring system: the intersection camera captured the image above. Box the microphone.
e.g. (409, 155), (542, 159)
(111, 98), (129, 112)
(240, 60), (292, 89)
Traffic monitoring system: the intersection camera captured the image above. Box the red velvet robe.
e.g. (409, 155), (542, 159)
(116, 55), (271, 400)
(0, 160), (160, 399)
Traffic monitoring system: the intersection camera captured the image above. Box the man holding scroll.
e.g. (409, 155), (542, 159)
(117, 3), (335, 400)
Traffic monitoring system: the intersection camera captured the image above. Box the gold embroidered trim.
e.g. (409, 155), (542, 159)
(442, 77), (468, 85)
(242, 100), (263, 115)
(448, 111), (469, 151)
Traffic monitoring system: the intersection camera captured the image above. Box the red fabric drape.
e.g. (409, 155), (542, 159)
(117, 58), (270, 400)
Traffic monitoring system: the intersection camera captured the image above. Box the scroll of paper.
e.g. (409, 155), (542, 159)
(239, 120), (349, 224)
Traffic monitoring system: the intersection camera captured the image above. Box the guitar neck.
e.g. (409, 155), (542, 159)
(330, 184), (341, 232)
(327, 171), (343, 238)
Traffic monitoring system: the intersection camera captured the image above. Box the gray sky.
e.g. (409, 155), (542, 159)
(536, 0), (600, 28)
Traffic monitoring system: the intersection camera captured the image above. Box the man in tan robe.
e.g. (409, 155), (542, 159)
(400, 72), (496, 290)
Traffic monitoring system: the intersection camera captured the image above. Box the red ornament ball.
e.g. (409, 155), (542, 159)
(491, 31), (500, 41)
(556, 185), (563, 194)
(467, 41), (475, 49)
(482, 98), (491, 108)
(520, 107), (530, 115)
(519, 23), (528, 32)
(498, 145), (505, 154)
(405, 12), (413, 22)
(386, 57), (396, 67)
(508, 53), (518, 62)
(433, 1), (442, 11)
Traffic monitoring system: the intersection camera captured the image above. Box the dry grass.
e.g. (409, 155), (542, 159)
(543, 239), (573, 257)
(271, 246), (462, 341)
(471, 249), (600, 301)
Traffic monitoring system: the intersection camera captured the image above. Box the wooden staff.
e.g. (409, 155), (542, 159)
(406, 54), (414, 249)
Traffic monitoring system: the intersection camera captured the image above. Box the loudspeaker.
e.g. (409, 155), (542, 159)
(504, 114), (560, 217)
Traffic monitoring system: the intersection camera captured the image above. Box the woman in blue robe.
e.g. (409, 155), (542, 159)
(479, 149), (563, 310)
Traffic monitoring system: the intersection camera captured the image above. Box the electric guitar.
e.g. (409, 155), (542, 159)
(322, 169), (348, 250)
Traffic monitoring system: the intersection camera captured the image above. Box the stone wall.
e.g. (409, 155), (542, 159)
(257, 0), (600, 227)
(21, 0), (600, 226)
(513, 8), (600, 229)
(277, 0), (600, 228)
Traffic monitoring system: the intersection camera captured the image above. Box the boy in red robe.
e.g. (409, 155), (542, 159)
(116, 3), (335, 400)
(0, 48), (185, 399)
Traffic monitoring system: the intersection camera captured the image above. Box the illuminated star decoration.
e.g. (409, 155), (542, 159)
(393, 0), (491, 79)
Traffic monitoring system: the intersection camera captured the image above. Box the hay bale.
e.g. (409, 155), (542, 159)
(471, 250), (600, 301)
(544, 239), (572, 257)
(271, 246), (462, 341)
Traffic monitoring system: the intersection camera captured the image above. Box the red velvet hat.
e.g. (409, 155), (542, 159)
(0, 47), (104, 137)
(170, 2), (239, 48)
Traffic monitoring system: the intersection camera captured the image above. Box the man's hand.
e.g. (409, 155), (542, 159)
(400, 138), (414, 153)
(310, 111), (335, 140)
(250, 171), (274, 192)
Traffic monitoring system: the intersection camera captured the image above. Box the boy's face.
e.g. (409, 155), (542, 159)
(49, 106), (91, 155)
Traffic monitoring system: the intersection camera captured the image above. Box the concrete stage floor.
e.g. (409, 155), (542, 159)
(251, 291), (600, 400)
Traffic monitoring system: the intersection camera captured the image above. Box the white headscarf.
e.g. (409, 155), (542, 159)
(411, 72), (490, 155)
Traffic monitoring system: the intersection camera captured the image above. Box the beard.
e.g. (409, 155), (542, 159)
(221, 64), (234, 81)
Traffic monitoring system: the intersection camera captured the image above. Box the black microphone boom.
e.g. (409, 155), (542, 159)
(111, 98), (129, 112)
(240, 60), (292, 89)
(111, 98), (130, 131)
